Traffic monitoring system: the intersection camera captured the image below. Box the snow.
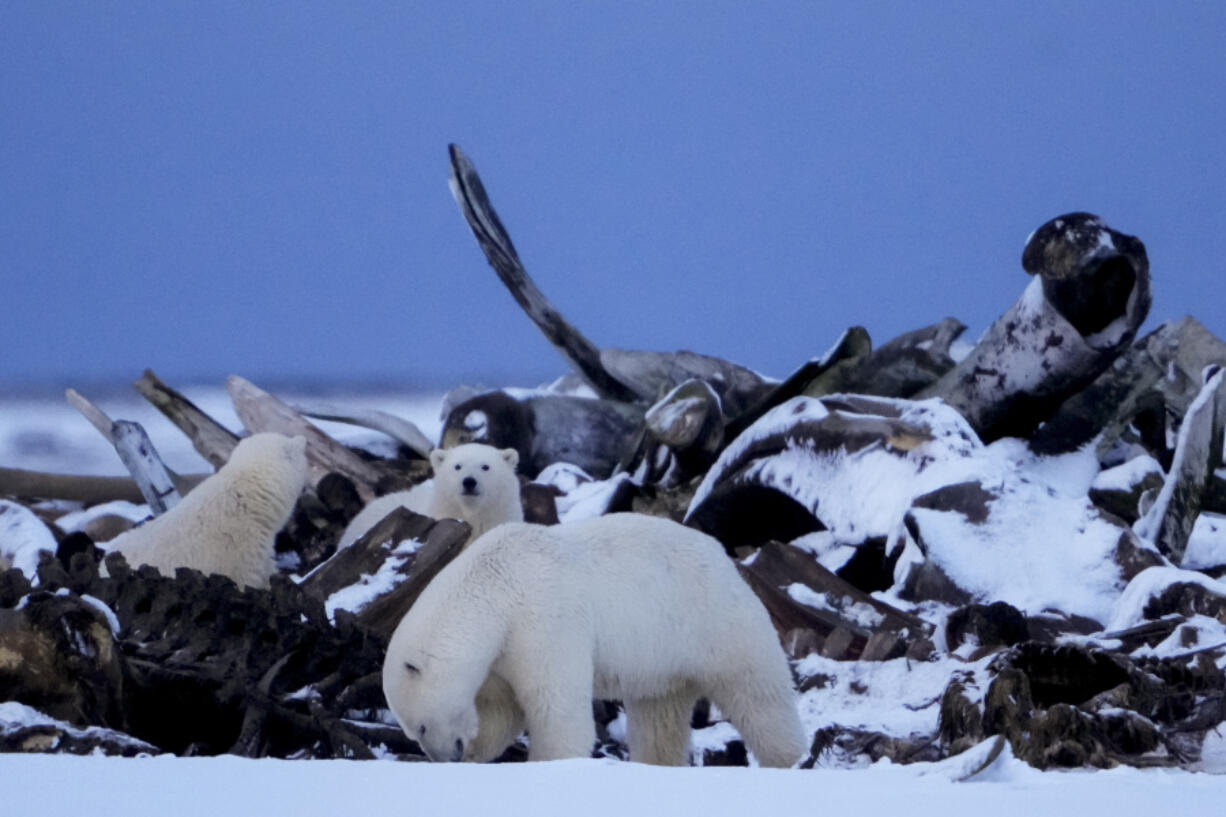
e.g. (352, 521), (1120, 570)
(897, 440), (1145, 623)
(0, 702), (156, 754)
(797, 653), (991, 744)
(787, 583), (884, 629)
(6, 748), (1225, 817)
(80, 593), (122, 636)
(55, 500), (151, 533)
(533, 464), (633, 523)
(323, 537), (423, 621)
(1107, 566), (1226, 632)
(1184, 512), (1226, 571)
(686, 394), (981, 540)
(0, 498), (58, 579)
(1091, 454), (1163, 493)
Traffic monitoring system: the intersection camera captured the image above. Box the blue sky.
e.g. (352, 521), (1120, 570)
(2, 2), (1223, 391)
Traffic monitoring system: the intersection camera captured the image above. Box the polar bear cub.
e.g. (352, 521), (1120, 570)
(382, 513), (806, 767)
(104, 432), (308, 589)
(338, 443), (523, 549)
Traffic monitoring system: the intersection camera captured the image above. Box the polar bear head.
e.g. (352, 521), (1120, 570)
(429, 443), (519, 515)
(228, 432), (308, 477)
(225, 433), (309, 515)
(383, 631), (481, 762)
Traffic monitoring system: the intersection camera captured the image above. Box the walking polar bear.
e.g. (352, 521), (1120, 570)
(337, 443), (523, 549)
(382, 513), (805, 766)
(104, 432), (308, 589)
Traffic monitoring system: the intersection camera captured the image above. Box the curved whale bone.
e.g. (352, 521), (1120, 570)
(64, 388), (181, 515)
(919, 212), (1151, 444)
(447, 144), (638, 403)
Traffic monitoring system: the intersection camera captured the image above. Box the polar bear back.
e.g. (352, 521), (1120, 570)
(104, 433), (307, 589)
(434, 513), (785, 699)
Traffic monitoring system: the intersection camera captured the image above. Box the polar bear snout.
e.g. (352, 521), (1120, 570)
(418, 734), (463, 763)
(461, 475), (480, 495)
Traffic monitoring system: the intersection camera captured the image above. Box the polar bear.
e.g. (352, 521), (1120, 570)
(103, 433), (307, 589)
(382, 513), (806, 767)
(338, 443), (523, 549)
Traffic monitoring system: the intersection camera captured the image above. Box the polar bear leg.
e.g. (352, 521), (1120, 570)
(508, 640), (597, 761)
(624, 688), (696, 766)
(468, 675), (526, 762)
(706, 674), (806, 768)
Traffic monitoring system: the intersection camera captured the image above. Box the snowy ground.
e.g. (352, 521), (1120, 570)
(5, 744), (1226, 817)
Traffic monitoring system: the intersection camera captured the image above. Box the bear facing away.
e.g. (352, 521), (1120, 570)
(338, 443), (523, 549)
(382, 513), (806, 767)
(104, 433), (308, 589)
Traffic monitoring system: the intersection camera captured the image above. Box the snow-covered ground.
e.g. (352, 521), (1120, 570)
(5, 745), (1226, 817)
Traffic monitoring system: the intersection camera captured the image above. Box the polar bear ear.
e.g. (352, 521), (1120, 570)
(429, 448), (448, 471)
(500, 448), (519, 471)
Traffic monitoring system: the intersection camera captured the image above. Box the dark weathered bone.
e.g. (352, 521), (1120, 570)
(292, 400), (434, 459)
(133, 369), (238, 469)
(440, 390), (643, 479)
(1032, 318), (1226, 456)
(448, 144), (637, 403)
(600, 348), (773, 419)
(919, 213), (1151, 443)
(0, 468), (207, 505)
(1134, 368), (1226, 562)
(724, 327), (872, 442)
(65, 389), (181, 515)
(840, 317), (966, 398)
(226, 375), (392, 502)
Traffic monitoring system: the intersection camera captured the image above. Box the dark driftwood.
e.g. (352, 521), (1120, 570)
(298, 507), (437, 605)
(354, 517), (471, 640)
(226, 375), (391, 502)
(0, 468), (207, 505)
(840, 317), (966, 398)
(447, 144), (638, 403)
(919, 213), (1151, 444)
(739, 541), (931, 661)
(133, 369), (238, 469)
(64, 389), (181, 515)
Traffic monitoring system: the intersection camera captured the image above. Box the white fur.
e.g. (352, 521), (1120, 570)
(338, 443), (522, 549)
(382, 513), (805, 767)
(104, 433), (307, 589)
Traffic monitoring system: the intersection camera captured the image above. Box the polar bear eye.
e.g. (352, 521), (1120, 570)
(481, 465), (490, 471)
(404, 662), (420, 674)
(454, 464), (462, 471)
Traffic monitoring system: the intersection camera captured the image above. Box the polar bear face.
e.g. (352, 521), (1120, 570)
(384, 651), (479, 762)
(429, 443), (519, 514)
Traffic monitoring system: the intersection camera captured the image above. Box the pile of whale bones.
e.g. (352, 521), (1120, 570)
(1, 145), (1225, 773)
